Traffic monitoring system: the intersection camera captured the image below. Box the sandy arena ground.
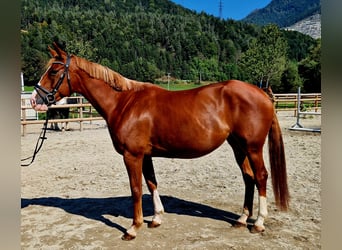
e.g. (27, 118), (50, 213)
(21, 111), (321, 249)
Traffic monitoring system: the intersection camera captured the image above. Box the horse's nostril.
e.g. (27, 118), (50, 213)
(36, 98), (45, 105)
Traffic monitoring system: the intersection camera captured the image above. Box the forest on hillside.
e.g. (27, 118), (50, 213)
(243, 0), (321, 28)
(21, 0), (321, 93)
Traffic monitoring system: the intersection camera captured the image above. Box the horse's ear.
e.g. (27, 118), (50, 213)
(48, 46), (58, 58)
(52, 42), (67, 58)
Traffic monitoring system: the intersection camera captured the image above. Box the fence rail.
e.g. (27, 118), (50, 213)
(21, 92), (321, 136)
(273, 93), (321, 114)
(21, 96), (103, 135)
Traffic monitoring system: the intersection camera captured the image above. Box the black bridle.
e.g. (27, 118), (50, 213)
(21, 56), (72, 167)
(34, 55), (72, 106)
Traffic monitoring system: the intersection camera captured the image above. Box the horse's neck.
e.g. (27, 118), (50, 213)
(73, 76), (124, 120)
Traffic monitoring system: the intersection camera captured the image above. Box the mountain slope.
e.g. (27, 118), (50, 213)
(242, 0), (321, 28)
(285, 13), (321, 39)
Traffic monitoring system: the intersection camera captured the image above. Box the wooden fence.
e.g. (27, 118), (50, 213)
(21, 96), (103, 136)
(21, 92), (321, 136)
(274, 92), (321, 114)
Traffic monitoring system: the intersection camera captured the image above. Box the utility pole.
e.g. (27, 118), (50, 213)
(167, 72), (170, 90)
(219, 0), (223, 19)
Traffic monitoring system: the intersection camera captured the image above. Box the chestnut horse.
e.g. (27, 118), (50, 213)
(31, 43), (289, 240)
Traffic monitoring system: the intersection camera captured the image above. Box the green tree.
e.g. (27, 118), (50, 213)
(66, 40), (98, 61)
(189, 56), (223, 82)
(279, 61), (303, 92)
(238, 24), (288, 88)
(298, 39), (321, 93)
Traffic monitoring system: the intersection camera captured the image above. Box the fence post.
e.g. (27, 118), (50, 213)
(290, 87), (321, 132)
(292, 87), (303, 129)
(315, 95), (319, 112)
(79, 98), (83, 131)
(89, 105), (93, 125)
(21, 99), (27, 136)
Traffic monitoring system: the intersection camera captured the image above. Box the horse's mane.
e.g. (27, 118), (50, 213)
(73, 56), (146, 91)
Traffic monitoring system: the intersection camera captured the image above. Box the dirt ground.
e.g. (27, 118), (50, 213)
(21, 111), (321, 249)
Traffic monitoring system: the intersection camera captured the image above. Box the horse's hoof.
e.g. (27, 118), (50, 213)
(234, 221), (247, 228)
(148, 220), (161, 228)
(250, 225), (265, 234)
(121, 233), (136, 241)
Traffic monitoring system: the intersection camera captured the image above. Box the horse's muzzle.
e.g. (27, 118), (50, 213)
(30, 91), (49, 111)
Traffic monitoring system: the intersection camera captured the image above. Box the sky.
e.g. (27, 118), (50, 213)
(171, 0), (272, 20)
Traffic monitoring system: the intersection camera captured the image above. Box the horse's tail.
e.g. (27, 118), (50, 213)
(268, 113), (290, 211)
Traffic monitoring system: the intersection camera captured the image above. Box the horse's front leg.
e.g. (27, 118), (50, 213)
(122, 152), (144, 241)
(143, 156), (164, 228)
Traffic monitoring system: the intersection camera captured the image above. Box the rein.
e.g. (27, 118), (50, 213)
(21, 115), (49, 167)
(22, 55), (72, 167)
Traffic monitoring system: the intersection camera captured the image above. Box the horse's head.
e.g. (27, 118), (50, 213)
(30, 42), (73, 111)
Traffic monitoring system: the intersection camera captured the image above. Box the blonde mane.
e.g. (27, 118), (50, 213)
(73, 56), (146, 91)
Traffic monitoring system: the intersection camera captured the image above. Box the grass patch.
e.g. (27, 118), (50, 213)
(23, 86), (34, 92)
(156, 80), (214, 91)
(157, 83), (201, 91)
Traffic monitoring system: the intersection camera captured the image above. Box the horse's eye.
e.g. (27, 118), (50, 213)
(50, 70), (58, 76)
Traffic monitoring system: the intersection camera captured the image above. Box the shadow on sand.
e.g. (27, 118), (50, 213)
(22, 195), (245, 234)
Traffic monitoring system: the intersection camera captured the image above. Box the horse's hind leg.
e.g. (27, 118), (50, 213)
(247, 148), (268, 233)
(143, 156), (164, 228)
(228, 137), (255, 228)
(229, 135), (269, 233)
(237, 160), (255, 228)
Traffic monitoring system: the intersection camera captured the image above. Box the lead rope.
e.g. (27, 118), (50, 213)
(21, 115), (49, 167)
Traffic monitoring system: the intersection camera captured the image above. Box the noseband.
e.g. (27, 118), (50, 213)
(34, 56), (72, 106)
